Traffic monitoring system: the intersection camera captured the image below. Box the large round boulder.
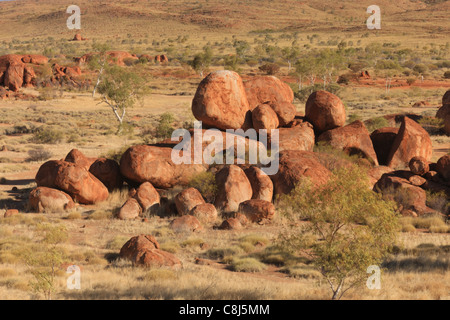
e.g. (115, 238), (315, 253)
(305, 90), (346, 133)
(244, 76), (294, 110)
(436, 155), (450, 182)
(238, 199), (275, 223)
(277, 121), (315, 152)
(89, 158), (123, 191)
(192, 70), (251, 130)
(120, 145), (207, 189)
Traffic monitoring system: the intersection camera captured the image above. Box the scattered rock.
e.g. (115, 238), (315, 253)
(119, 235), (182, 268)
(189, 203), (218, 224)
(29, 187), (75, 213)
(409, 156), (430, 176)
(117, 198), (142, 220)
(4, 209), (19, 218)
(238, 199), (275, 223)
(219, 218), (242, 230)
(169, 215), (203, 233)
(174, 187), (205, 215)
(133, 182), (160, 213)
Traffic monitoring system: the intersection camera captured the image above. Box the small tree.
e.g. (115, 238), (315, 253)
(97, 66), (147, 133)
(278, 166), (399, 300)
(190, 46), (213, 77)
(88, 43), (111, 97)
(25, 224), (68, 300)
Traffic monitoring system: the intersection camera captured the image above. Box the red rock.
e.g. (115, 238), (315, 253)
(119, 235), (181, 268)
(189, 203), (218, 223)
(117, 198), (142, 220)
(373, 172), (434, 216)
(367, 166), (394, 189)
(370, 127), (399, 166)
(442, 89), (450, 105)
(89, 158), (123, 190)
(244, 76), (294, 110)
(271, 151), (331, 196)
(269, 101), (296, 127)
(317, 120), (379, 166)
(412, 101), (430, 108)
(214, 165), (253, 214)
(244, 166), (273, 202)
(408, 175), (427, 187)
(52, 161), (109, 205)
(436, 104), (450, 119)
(169, 215), (203, 233)
(409, 156), (429, 176)
(251, 104), (279, 130)
(174, 188), (205, 215)
(29, 187), (75, 213)
(219, 218), (242, 230)
(35, 160), (63, 188)
(4, 209), (19, 218)
(386, 117), (433, 169)
(277, 121), (315, 153)
(4, 60), (25, 92)
(119, 145), (206, 189)
(133, 182), (160, 213)
(238, 199), (275, 223)
(445, 113), (450, 135)
(305, 90), (346, 133)
(65, 149), (97, 170)
(192, 70), (251, 130)
(436, 155), (450, 182)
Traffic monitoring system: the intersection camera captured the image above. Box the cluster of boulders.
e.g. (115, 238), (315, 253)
(30, 149), (121, 213)
(0, 54), (48, 92)
(74, 51), (169, 66)
(25, 71), (449, 268)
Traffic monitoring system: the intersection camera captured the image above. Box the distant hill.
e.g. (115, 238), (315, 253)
(0, 0), (448, 42)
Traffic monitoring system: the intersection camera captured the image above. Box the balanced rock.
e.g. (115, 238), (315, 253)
(244, 166), (273, 202)
(244, 75), (294, 110)
(386, 117), (432, 169)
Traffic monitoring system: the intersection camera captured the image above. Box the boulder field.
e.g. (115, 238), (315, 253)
(25, 73), (449, 265)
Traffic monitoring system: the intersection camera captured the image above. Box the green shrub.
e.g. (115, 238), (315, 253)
(31, 127), (64, 144)
(188, 171), (217, 203)
(230, 257), (267, 273)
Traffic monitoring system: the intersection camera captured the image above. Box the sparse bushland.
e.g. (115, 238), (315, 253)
(277, 166), (399, 300)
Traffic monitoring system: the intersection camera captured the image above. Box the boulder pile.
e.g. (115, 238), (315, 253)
(29, 72), (448, 230)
